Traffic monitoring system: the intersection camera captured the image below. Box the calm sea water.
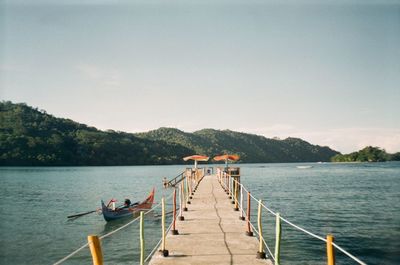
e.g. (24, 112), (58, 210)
(0, 162), (399, 265)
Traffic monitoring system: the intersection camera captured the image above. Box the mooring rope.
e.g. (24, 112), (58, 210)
(222, 174), (367, 265)
(332, 242), (367, 265)
(248, 221), (276, 261)
(56, 171), (367, 265)
(53, 190), (174, 265)
(144, 212), (176, 262)
(53, 242), (89, 265)
(220, 176), (277, 261)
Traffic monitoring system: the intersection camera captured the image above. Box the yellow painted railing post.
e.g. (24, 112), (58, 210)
(139, 211), (144, 265)
(246, 191), (253, 236)
(186, 174), (191, 204)
(327, 234), (335, 265)
(225, 173), (228, 193)
(193, 170), (195, 187)
(228, 174), (232, 197)
(224, 172), (228, 193)
(160, 197), (169, 257)
(179, 182), (185, 220)
(189, 173), (192, 197)
(182, 180), (187, 211)
(234, 180), (239, 210)
(256, 199), (266, 259)
(231, 177), (234, 203)
(227, 173), (229, 190)
(231, 176), (234, 200)
(275, 213), (282, 265)
(189, 172), (193, 198)
(194, 170), (197, 191)
(87, 235), (103, 265)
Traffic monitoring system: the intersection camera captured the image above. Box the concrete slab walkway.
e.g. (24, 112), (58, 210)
(149, 174), (273, 265)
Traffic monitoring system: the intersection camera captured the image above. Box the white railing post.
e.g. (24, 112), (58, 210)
(139, 211), (144, 265)
(275, 213), (282, 265)
(160, 197), (169, 257)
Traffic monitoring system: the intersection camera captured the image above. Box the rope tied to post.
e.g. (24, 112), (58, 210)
(220, 171), (367, 265)
(53, 190), (175, 265)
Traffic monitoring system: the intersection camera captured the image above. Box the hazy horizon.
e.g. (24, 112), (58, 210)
(1, 0), (399, 153)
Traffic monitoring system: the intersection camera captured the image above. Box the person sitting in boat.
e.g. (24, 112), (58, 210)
(124, 199), (131, 208)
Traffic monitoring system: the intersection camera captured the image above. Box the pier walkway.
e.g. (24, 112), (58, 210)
(54, 165), (367, 265)
(149, 174), (272, 265)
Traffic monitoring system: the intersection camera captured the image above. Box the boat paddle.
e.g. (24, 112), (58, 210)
(67, 210), (99, 219)
(67, 200), (140, 219)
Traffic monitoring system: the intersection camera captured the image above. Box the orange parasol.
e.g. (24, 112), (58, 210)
(213, 154), (240, 168)
(183, 155), (210, 168)
(213, 154), (240, 162)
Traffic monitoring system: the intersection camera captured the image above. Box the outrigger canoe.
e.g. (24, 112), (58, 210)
(101, 188), (155, 222)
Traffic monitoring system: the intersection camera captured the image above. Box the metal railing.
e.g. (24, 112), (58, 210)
(163, 171), (185, 187)
(217, 169), (367, 265)
(54, 167), (366, 265)
(53, 169), (206, 265)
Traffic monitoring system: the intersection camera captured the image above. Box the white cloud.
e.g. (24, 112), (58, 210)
(238, 125), (400, 153)
(130, 122), (400, 154)
(318, 128), (400, 153)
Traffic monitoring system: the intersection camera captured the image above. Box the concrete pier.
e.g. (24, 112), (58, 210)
(149, 174), (273, 265)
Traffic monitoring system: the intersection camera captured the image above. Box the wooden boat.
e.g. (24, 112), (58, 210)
(101, 188), (155, 222)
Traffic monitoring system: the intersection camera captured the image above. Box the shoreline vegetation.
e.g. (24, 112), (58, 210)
(1, 101), (399, 166)
(331, 146), (400, 163)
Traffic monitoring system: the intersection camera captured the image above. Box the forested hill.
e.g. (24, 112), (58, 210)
(136, 128), (339, 163)
(0, 101), (339, 166)
(0, 102), (192, 166)
(331, 146), (400, 162)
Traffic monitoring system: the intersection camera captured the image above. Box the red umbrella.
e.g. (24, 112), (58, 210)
(183, 155), (210, 168)
(213, 154), (240, 167)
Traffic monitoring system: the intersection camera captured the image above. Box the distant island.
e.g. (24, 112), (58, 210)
(331, 146), (400, 162)
(0, 101), (398, 166)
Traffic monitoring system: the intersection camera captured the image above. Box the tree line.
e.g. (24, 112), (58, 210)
(331, 146), (400, 162)
(3, 101), (397, 166)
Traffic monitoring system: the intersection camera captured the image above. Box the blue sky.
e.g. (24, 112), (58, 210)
(1, 0), (399, 153)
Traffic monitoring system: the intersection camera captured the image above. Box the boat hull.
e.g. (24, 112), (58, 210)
(101, 188), (154, 222)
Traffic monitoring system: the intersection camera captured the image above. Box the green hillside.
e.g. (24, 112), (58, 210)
(331, 146), (400, 162)
(136, 128), (339, 163)
(0, 101), (191, 166)
(1, 101), (339, 166)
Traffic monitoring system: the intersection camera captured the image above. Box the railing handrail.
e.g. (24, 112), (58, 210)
(144, 212), (176, 262)
(171, 171), (185, 181)
(165, 170), (186, 186)
(56, 168), (366, 265)
(53, 191), (175, 265)
(53, 167), (207, 265)
(220, 171), (367, 265)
